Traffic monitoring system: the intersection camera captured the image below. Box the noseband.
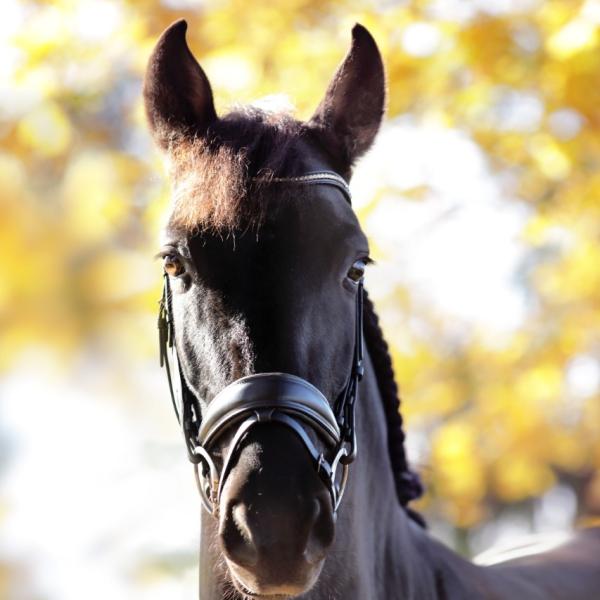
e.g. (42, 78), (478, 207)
(158, 171), (364, 515)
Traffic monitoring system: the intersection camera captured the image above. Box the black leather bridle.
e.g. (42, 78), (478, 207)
(158, 171), (365, 515)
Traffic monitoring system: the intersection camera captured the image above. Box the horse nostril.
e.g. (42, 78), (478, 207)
(304, 494), (335, 564)
(220, 502), (259, 567)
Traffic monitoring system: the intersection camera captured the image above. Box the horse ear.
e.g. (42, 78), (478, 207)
(143, 19), (217, 150)
(309, 24), (385, 170)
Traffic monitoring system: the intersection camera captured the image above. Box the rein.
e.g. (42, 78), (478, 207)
(158, 171), (364, 515)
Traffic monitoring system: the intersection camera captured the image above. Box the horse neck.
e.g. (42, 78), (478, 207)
(349, 349), (525, 600)
(307, 347), (440, 599)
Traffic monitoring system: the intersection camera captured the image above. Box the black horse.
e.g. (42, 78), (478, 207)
(144, 20), (600, 600)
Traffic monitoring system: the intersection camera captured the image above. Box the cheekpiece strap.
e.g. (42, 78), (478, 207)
(158, 273), (204, 464)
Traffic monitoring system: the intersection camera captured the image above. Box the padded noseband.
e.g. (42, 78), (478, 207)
(194, 373), (349, 513)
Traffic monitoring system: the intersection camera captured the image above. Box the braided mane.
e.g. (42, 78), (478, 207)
(363, 290), (426, 526)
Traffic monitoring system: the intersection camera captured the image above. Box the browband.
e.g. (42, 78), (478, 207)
(253, 171), (352, 204)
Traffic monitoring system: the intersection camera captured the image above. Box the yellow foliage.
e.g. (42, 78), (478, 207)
(493, 455), (555, 502)
(78, 251), (156, 304)
(61, 153), (132, 242)
(432, 422), (486, 502)
(16, 103), (72, 156)
(445, 499), (488, 529)
(514, 363), (562, 407)
(551, 432), (590, 472)
(547, 19), (598, 59)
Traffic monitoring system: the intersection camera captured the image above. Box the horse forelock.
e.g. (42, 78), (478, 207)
(163, 106), (308, 233)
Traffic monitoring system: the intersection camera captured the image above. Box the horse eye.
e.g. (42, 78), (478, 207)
(347, 259), (367, 283)
(163, 254), (185, 277)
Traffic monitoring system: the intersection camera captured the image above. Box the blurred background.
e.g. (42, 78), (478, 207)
(2, 0), (600, 597)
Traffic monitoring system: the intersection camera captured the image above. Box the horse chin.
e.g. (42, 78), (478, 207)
(227, 558), (323, 599)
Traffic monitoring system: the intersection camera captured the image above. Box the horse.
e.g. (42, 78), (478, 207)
(143, 19), (600, 600)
